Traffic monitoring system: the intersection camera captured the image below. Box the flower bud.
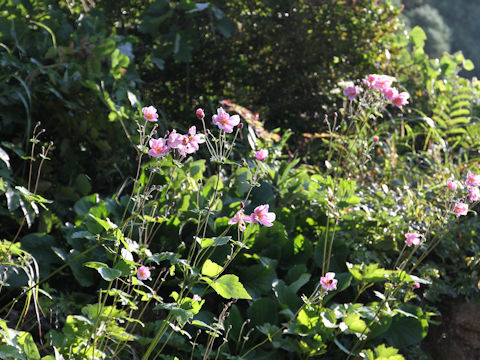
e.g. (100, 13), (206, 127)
(196, 108), (205, 120)
(238, 122), (244, 129)
(373, 135), (379, 143)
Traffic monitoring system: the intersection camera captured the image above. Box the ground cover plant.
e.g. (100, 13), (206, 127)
(1, 1), (480, 359)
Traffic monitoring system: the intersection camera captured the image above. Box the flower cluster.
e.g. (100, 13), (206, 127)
(448, 171), (480, 217)
(143, 106), (206, 159)
(229, 204), (276, 231)
(343, 74), (410, 109)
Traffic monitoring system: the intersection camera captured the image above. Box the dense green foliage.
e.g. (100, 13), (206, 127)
(1, 0), (480, 359)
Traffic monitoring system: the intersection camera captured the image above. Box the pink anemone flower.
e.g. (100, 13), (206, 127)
(469, 187), (480, 203)
(228, 209), (248, 231)
(148, 138), (169, 157)
(254, 149), (269, 162)
(405, 232), (422, 247)
(466, 171), (480, 186)
(454, 202), (468, 217)
(245, 204), (276, 227)
(137, 266), (151, 280)
(391, 92), (410, 109)
(320, 272), (337, 291)
(343, 86), (360, 101)
(447, 180), (458, 191)
(212, 108), (240, 133)
(142, 106), (159, 122)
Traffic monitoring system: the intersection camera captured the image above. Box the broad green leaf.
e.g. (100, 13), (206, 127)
(382, 305), (428, 348)
(410, 26), (426, 49)
(98, 267), (122, 281)
(0, 345), (25, 359)
(206, 274), (252, 299)
(344, 313), (368, 334)
(201, 259), (223, 277)
(18, 333), (40, 360)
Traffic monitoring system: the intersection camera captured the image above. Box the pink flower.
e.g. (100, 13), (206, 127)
(245, 204), (276, 227)
(192, 294), (202, 301)
(447, 180), (458, 191)
(454, 202), (468, 217)
(383, 87), (398, 101)
(181, 126), (205, 154)
(363, 74), (380, 88)
(391, 92), (410, 109)
(320, 272), (338, 291)
(228, 209), (248, 231)
(142, 106), (159, 122)
(362, 74), (394, 91)
(466, 171), (480, 186)
(212, 108), (240, 133)
(469, 187), (480, 203)
(343, 86), (360, 101)
(137, 266), (151, 280)
(413, 282), (420, 289)
(167, 130), (184, 149)
(373, 75), (394, 91)
(254, 149), (268, 161)
(196, 108), (205, 120)
(405, 232), (422, 247)
(148, 138), (169, 157)
(373, 135), (379, 143)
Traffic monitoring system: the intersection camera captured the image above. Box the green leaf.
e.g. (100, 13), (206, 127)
(344, 313), (368, 334)
(206, 274), (252, 299)
(410, 26), (426, 49)
(247, 298), (278, 325)
(382, 305), (428, 348)
(98, 267), (122, 281)
(84, 261), (108, 270)
(0, 345), (25, 359)
(0, 147), (10, 169)
(18, 333), (40, 360)
(464, 59), (475, 71)
(201, 259), (223, 277)
(195, 236), (230, 248)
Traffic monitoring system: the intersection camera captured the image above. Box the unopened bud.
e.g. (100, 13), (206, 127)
(170, 202), (175, 207)
(198, 179), (202, 184)
(196, 108), (205, 120)
(373, 135), (379, 143)
(240, 202), (244, 209)
(238, 122), (244, 129)
(334, 112), (338, 119)
(225, 312), (230, 317)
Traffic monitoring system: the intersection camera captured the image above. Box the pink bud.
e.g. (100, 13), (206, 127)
(373, 135), (379, 143)
(413, 282), (420, 289)
(196, 108), (205, 120)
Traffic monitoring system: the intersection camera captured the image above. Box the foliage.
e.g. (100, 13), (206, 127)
(1, 1), (480, 360)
